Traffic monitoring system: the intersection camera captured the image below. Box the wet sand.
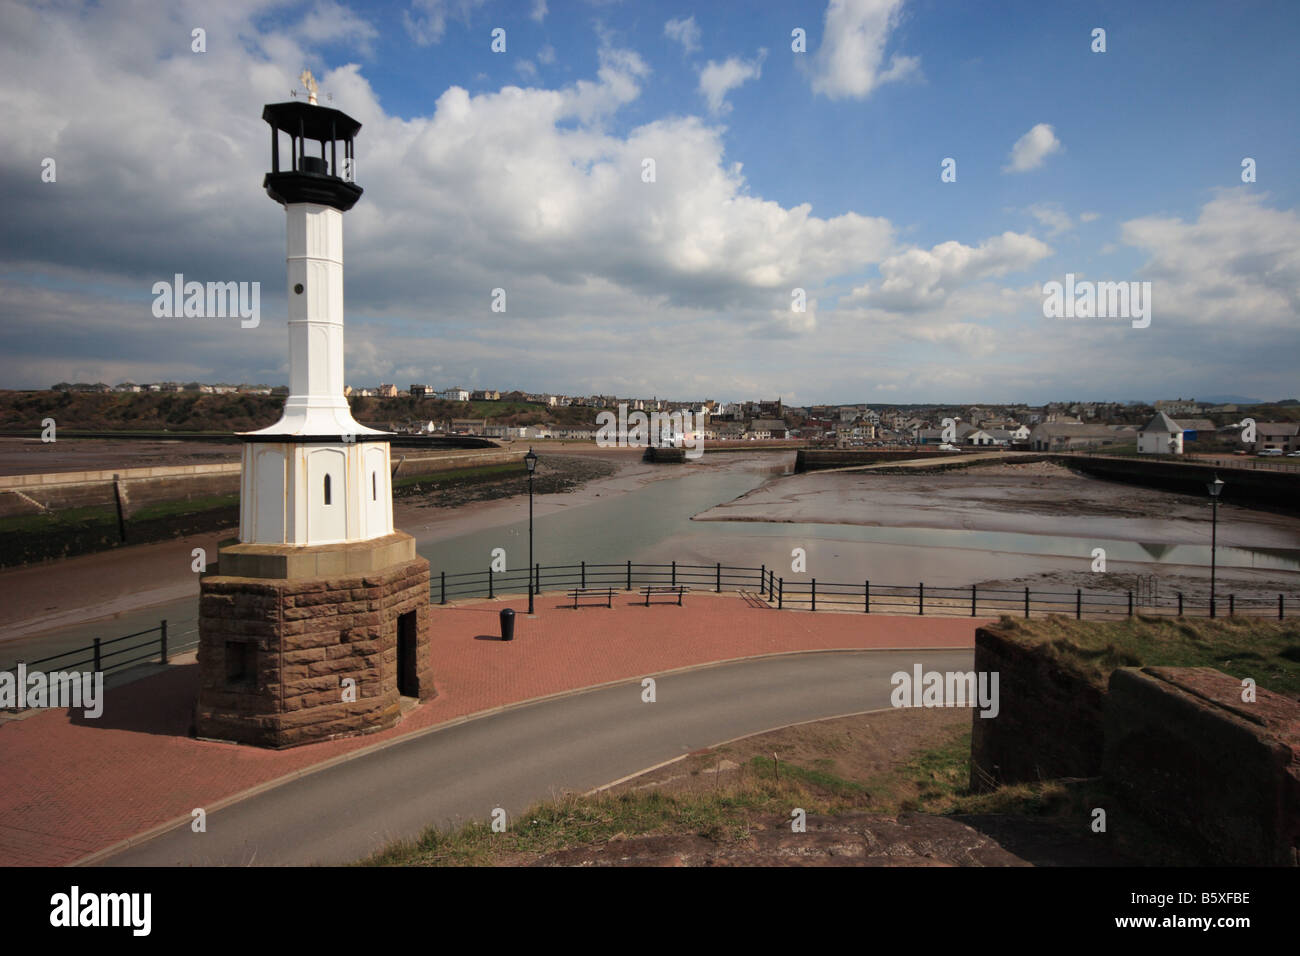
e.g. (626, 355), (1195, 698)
(675, 460), (1300, 600)
(694, 461), (1300, 550)
(0, 437), (240, 476)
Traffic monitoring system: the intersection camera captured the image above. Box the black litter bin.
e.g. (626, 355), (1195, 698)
(499, 607), (516, 641)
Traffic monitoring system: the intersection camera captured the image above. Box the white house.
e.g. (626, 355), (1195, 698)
(1137, 412), (1184, 455)
(438, 386), (470, 402)
(966, 429), (1006, 447)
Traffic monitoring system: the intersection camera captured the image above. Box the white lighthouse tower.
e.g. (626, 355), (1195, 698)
(196, 75), (435, 749)
(240, 73), (392, 546)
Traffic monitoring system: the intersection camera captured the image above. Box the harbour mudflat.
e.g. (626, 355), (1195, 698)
(693, 461), (1299, 550)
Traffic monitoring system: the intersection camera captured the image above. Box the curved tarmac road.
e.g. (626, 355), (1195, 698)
(102, 648), (974, 866)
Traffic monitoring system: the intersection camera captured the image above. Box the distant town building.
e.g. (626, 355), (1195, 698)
(449, 418), (486, 435)
(1252, 422), (1300, 453)
(1029, 423), (1131, 451)
(551, 427), (596, 440)
(438, 386), (470, 402)
(1154, 398), (1203, 416)
(1137, 412), (1184, 455)
(965, 428), (1006, 447)
(748, 418), (789, 440)
(378, 383), (397, 398)
(1172, 418), (1216, 442)
(410, 384), (433, 400)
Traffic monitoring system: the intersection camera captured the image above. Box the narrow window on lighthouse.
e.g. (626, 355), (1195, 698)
(324, 473), (332, 505)
(372, 471), (377, 500)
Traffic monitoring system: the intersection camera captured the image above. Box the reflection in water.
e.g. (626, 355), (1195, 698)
(418, 468), (768, 576)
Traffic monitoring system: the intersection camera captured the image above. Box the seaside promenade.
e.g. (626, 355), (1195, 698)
(0, 593), (987, 866)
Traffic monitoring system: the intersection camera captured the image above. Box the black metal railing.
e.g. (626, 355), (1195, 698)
(434, 560), (765, 605)
(432, 560), (1295, 622)
(1, 617), (200, 682)
(7, 557), (1294, 687)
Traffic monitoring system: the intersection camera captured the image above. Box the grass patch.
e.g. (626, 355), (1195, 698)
(131, 493), (238, 520)
(744, 754), (870, 799)
(363, 724), (975, 866)
(993, 613), (1300, 697)
(362, 786), (804, 867)
(0, 504), (118, 533)
(392, 462), (520, 492)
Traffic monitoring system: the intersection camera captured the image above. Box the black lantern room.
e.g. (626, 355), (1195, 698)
(262, 101), (364, 212)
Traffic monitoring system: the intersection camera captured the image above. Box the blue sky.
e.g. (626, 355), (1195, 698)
(1, 0), (1297, 404)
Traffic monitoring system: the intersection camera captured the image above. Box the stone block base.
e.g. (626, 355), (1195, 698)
(1104, 666), (1300, 866)
(196, 543), (434, 749)
(969, 625), (1106, 791)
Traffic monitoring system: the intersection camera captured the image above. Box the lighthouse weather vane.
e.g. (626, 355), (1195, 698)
(298, 68), (319, 105)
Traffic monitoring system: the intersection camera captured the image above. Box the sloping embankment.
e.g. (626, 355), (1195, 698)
(0, 449), (523, 567)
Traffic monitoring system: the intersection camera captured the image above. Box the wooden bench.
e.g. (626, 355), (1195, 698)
(640, 585), (689, 606)
(566, 587), (614, 609)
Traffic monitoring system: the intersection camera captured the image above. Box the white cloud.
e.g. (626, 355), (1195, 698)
(516, 59), (538, 80)
(403, 0), (486, 46)
(537, 44), (556, 65)
(1028, 203), (1073, 236)
(1003, 123), (1061, 173)
(698, 51), (766, 115)
(811, 0), (919, 100)
(531, 0), (548, 23)
(664, 15), (701, 54)
(297, 1), (379, 54)
(1120, 189), (1300, 331)
(761, 296), (818, 335)
(848, 232), (1052, 311)
(1079, 211), (1100, 222)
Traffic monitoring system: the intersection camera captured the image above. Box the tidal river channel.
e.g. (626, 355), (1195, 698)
(418, 453), (1300, 592)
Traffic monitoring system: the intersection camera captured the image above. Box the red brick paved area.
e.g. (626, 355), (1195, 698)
(0, 592), (986, 866)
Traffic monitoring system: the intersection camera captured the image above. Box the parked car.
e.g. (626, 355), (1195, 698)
(1258, 448), (1283, 456)
(1287, 451), (1300, 457)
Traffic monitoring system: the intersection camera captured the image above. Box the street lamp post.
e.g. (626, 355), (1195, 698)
(525, 447), (538, 614)
(1207, 474), (1224, 617)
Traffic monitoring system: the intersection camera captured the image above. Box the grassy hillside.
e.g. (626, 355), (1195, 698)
(0, 390), (600, 433)
(992, 614), (1300, 697)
